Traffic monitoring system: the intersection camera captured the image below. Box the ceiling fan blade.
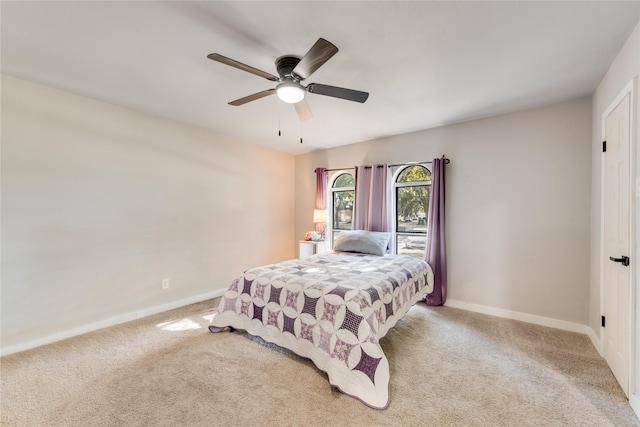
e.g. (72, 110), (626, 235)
(292, 38), (338, 80)
(307, 83), (369, 103)
(294, 98), (313, 121)
(207, 53), (279, 82)
(228, 89), (276, 106)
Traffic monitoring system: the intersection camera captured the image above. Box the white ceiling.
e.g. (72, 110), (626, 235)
(2, 1), (638, 156)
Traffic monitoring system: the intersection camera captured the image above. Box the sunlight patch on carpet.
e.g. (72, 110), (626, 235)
(156, 318), (202, 331)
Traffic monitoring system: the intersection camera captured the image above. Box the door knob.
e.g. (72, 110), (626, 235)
(609, 255), (630, 266)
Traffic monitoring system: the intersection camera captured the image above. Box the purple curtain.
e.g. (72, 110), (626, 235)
(353, 164), (389, 232)
(424, 157), (447, 306)
(353, 166), (370, 230)
(315, 168), (327, 210)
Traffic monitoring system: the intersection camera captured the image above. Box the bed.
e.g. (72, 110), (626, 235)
(208, 231), (434, 409)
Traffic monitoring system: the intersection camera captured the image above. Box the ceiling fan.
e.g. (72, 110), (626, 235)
(207, 38), (369, 121)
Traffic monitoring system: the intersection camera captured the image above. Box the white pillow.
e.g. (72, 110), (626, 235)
(333, 230), (391, 256)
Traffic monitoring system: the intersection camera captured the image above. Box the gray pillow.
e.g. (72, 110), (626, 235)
(333, 230), (391, 256)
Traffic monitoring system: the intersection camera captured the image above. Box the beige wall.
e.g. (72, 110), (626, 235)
(296, 98), (592, 324)
(1, 75), (295, 353)
(590, 21), (640, 413)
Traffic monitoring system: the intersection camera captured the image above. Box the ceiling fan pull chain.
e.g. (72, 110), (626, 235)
(278, 100), (282, 136)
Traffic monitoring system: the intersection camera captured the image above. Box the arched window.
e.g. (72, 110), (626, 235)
(393, 165), (431, 258)
(329, 172), (355, 246)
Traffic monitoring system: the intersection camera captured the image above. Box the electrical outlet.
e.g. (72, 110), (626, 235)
(162, 278), (170, 290)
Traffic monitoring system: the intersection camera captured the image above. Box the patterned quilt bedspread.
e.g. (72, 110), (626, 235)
(209, 251), (434, 409)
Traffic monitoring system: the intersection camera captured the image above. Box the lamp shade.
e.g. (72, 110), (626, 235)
(276, 81), (305, 104)
(313, 209), (328, 223)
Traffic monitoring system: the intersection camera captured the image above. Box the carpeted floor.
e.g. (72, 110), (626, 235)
(1, 299), (638, 426)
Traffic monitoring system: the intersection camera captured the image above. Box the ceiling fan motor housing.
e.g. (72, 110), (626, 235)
(276, 56), (302, 80)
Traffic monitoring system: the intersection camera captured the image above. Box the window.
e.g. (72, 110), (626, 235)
(326, 165), (430, 256)
(393, 165), (431, 258)
(329, 172), (355, 246)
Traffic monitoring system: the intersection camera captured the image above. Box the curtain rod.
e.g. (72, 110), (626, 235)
(314, 158), (450, 173)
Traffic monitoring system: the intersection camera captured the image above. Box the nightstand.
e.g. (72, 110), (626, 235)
(299, 240), (329, 258)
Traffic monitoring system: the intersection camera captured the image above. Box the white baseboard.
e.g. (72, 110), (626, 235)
(631, 393), (640, 420)
(586, 326), (603, 356)
(0, 293), (608, 362)
(445, 299), (592, 335)
(0, 289), (226, 357)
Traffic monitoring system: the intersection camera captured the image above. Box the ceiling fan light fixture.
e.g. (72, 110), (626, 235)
(276, 81), (305, 104)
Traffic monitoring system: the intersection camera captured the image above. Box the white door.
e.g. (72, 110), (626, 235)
(603, 93), (631, 396)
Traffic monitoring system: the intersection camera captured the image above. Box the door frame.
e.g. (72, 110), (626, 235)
(599, 77), (637, 410)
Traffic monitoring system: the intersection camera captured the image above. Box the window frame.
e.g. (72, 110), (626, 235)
(327, 171), (355, 248)
(390, 164), (432, 256)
